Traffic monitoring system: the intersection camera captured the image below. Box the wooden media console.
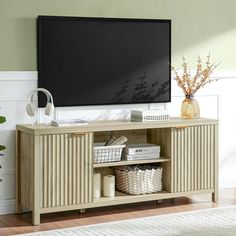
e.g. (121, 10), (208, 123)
(16, 118), (218, 225)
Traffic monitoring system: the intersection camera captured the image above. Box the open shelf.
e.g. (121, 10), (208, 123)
(93, 157), (170, 168)
(17, 118), (218, 224)
(93, 190), (170, 204)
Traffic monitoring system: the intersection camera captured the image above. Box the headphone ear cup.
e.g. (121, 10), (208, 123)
(45, 103), (54, 116)
(26, 104), (36, 116)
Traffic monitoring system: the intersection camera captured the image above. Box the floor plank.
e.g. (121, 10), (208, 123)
(0, 188), (235, 235)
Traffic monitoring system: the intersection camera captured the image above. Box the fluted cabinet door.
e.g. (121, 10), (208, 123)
(171, 125), (216, 193)
(38, 132), (93, 209)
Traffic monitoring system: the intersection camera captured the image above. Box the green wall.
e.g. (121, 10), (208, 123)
(1, 0), (236, 70)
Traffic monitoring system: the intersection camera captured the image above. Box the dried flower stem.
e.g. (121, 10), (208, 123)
(172, 55), (220, 97)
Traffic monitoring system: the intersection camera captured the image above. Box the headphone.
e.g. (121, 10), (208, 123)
(26, 88), (54, 117)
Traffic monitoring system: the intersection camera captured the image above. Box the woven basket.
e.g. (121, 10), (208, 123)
(94, 143), (125, 163)
(115, 165), (162, 195)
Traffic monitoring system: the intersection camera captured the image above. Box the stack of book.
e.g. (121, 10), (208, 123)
(131, 109), (170, 122)
(122, 143), (160, 161)
(51, 119), (87, 127)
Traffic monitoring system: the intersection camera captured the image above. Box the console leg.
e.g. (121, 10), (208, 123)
(79, 209), (86, 214)
(166, 198), (175, 203)
(156, 199), (164, 204)
(16, 203), (23, 214)
(212, 191), (218, 202)
(32, 211), (40, 225)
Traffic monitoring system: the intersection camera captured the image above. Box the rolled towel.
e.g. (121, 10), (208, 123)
(104, 136), (117, 146)
(109, 136), (127, 145)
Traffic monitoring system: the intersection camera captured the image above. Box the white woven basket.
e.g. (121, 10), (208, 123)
(94, 143), (125, 163)
(115, 165), (163, 195)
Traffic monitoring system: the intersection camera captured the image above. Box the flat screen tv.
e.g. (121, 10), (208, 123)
(37, 16), (171, 107)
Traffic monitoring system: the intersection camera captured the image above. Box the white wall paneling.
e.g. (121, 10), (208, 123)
(0, 71), (37, 214)
(0, 130), (16, 171)
(0, 72), (37, 101)
(54, 103), (165, 122)
(0, 70), (235, 214)
(0, 199), (15, 215)
(0, 172), (15, 200)
(0, 171), (15, 214)
(0, 101), (36, 130)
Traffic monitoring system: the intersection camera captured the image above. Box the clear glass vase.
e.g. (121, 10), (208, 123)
(181, 95), (200, 119)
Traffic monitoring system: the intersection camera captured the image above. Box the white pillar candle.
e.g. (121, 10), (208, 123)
(93, 172), (101, 199)
(103, 175), (115, 197)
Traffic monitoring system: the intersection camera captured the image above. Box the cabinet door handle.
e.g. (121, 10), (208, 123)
(0, 179), (2, 182)
(175, 126), (188, 129)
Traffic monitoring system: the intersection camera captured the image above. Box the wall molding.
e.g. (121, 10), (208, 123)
(0, 71), (37, 81)
(0, 69), (236, 81)
(0, 199), (16, 215)
(220, 180), (236, 189)
(210, 70), (236, 79)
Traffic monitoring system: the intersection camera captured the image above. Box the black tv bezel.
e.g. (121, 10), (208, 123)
(37, 16), (172, 107)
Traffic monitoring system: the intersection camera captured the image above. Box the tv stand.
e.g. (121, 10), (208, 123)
(16, 118), (218, 225)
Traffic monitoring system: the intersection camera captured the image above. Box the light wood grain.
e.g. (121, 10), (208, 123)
(94, 129), (147, 144)
(16, 118), (218, 135)
(19, 132), (34, 212)
(15, 130), (21, 214)
(93, 158), (170, 168)
(33, 135), (40, 225)
(38, 133), (94, 210)
(16, 118), (219, 225)
(212, 124), (219, 202)
(40, 189), (215, 214)
(171, 125), (215, 193)
(147, 128), (171, 192)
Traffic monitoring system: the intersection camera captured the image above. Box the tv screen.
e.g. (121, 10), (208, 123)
(37, 16), (171, 107)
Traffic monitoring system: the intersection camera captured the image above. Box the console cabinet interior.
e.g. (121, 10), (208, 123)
(16, 118), (218, 225)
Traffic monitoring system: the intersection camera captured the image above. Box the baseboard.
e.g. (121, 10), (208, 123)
(220, 180), (236, 189)
(0, 199), (16, 215)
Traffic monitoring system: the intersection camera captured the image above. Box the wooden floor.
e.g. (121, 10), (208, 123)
(0, 188), (236, 235)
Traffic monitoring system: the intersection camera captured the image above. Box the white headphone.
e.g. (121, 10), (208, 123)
(26, 88), (54, 117)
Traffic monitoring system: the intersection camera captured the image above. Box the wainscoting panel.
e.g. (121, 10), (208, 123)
(0, 72), (37, 101)
(0, 72), (37, 214)
(0, 173), (15, 200)
(0, 130), (15, 171)
(0, 70), (236, 214)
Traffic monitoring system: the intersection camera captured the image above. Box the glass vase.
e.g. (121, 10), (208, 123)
(181, 95), (200, 119)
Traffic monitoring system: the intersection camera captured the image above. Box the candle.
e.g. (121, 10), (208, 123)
(93, 172), (101, 199)
(103, 175), (115, 197)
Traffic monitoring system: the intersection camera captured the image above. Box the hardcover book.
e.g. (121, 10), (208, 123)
(124, 143), (160, 155)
